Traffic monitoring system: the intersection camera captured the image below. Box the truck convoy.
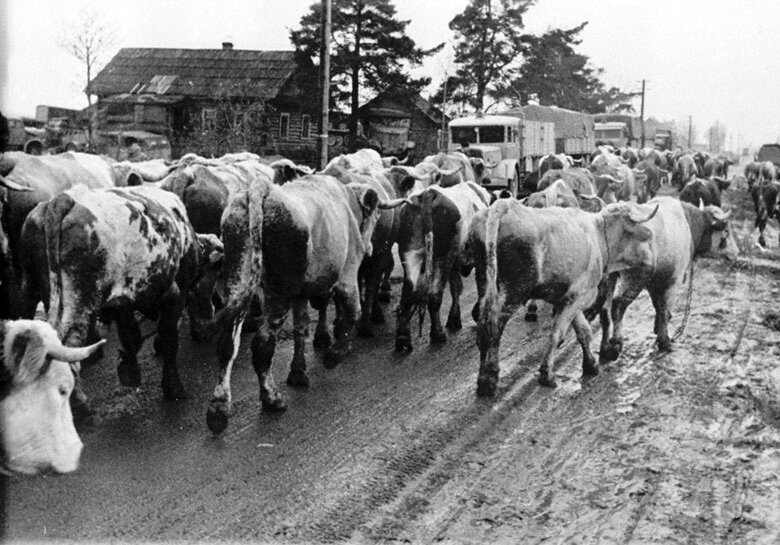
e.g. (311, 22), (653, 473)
(447, 105), (595, 197)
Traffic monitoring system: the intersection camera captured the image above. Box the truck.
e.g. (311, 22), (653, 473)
(653, 128), (674, 151)
(448, 113), (555, 198)
(6, 116), (47, 154)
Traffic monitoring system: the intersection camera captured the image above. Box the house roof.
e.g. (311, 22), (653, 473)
(360, 91), (448, 125)
(90, 48), (303, 100)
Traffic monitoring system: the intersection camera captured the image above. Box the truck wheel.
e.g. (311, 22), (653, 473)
(24, 141), (43, 155)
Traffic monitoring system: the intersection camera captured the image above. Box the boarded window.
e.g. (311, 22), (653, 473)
(301, 114), (312, 139)
(280, 113), (290, 139)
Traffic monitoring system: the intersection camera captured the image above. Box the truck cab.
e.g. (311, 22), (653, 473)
(6, 117), (46, 154)
(594, 121), (630, 149)
(448, 115), (527, 197)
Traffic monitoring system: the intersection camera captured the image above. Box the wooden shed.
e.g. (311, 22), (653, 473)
(89, 45), (319, 160)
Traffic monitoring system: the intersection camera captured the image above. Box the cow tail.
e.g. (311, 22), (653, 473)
(44, 193), (76, 338)
(247, 178), (272, 285)
(421, 189), (435, 293)
(482, 199), (508, 333)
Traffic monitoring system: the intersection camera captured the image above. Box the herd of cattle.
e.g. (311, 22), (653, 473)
(0, 141), (752, 476)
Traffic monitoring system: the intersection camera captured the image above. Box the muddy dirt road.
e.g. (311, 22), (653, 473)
(4, 171), (780, 544)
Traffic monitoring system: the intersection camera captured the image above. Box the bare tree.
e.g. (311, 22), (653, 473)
(57, 7), (116, 144)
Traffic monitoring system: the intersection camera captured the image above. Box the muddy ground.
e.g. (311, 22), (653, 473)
(3, 161), (780, 544)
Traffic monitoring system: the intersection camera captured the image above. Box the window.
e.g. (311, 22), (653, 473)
(280, 113), (290, 139)
(201, 108), (217, 131)
(301, 114), (312, 139)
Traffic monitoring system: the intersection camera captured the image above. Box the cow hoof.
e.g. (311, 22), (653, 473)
(476, 376), (497, 398)
(261, 397), (288, 413)
(206, 404), (229, 434)
(537, 373), (557, 388)
(162, 384), (189, 401)
(117, 360), (141, 388)
(371, 307), (385, 324)
(313, 332), (332, 349)
(582, 362), (600, 377)
(657, 340), (673, 354)
(446, 316), (462, 331)
(395, 337), (413, 353)
(430, 330), (447, 344)
(323, 348), (348, 369)
(286, 369), (310, 388)
(356, 322), (375, 338)
(524, 313), (538, 322)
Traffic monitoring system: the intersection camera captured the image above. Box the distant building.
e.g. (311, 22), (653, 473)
(89, 44), (319, 160)
(359, 91), (449, 162)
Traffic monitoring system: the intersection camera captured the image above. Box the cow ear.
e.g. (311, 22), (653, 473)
(7, 324), (49, 386)
(360, 187), (379, 216)
(126, 172), (144, 187)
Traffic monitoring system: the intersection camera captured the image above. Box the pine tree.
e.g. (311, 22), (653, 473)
(290, 0), (438, 149)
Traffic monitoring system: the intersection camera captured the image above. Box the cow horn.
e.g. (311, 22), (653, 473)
(483, 160), (498, 168)
(0, 174), (33, 191)
(47, 339), (107, 362)
(398, 156), (410, 165)
(699, 198), (705, 210)
(629, 203), (659, 223)
(378, 197), (411, 209)
(388, 166), (426, 180)
(634, 168), (647, 174)
(437, 165), (464, 177)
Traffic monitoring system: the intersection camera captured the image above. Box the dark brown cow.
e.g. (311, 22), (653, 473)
(679, 177), (730, 208)
(599, 197), (738, 360)
(750, 180), (780, 247)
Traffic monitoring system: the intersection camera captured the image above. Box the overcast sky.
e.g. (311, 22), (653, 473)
(2, 0), (778, 151)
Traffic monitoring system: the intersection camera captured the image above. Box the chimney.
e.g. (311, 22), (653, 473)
(222, 41), (234, 50)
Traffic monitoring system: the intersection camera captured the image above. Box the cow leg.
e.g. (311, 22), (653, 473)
(395, 278), (416, 353)
(158, 284), (188, 401)
(311, 294), (331, 349)
(323, 285), (358, 368)
(476, 287), (526, 397)
(252, 296), (288, 412)
(377, 257), (393, 303)
(428, 268), (447, 344)
(603, 272), (647, 361)
(445, 268), (463, 331)
(538, 302), (582, 387)
(649, 287), (675, 353)
(357, 257), (380, 338)
(115, 308), (143, 388)
(206, 301), (249, 434)
(286, 298), (310, 388)
(571, 311), (598, 377)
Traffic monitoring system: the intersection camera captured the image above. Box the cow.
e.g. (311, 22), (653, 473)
(22, 185), (223, 417)
(679, 177), (730, 208)
(321, 163), (405, 338)
(394, 181), (491, 352)
(206, 174), (406, 434)
(618, 147), (639, 168)
(593, 164), (636, 203)
(418, 152), (473, 186)
(0, 319), (104, 475)
(598, 197), (738, 361)
(537, 167), (597, 201)
(672, 154), (698, 190)
(539, 153), (570, 176)
(744, 161), (761, 189)
(749, 180), (780, 248)
(0, 151), (117, 319)
(759, 161), (777, 184)
(633, 160), (665, 203)
(464, 198), (659, 396)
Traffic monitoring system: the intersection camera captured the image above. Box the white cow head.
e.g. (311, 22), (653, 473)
(1, 320), (104, 475)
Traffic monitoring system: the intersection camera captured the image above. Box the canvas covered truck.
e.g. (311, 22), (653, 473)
(448, 113), (554, 198)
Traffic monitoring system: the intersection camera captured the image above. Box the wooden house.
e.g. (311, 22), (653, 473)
(359, 91), (449, 163)
(89, 44), (319, 160)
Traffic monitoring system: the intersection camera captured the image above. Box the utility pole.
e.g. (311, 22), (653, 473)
(440, 73), (448, 152)
(688, 115), (692, 150)
(318, 0), (332, 170)
(639, 79), (646, 148)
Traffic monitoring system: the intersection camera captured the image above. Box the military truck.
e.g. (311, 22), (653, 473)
(448, 113), (555, 198)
